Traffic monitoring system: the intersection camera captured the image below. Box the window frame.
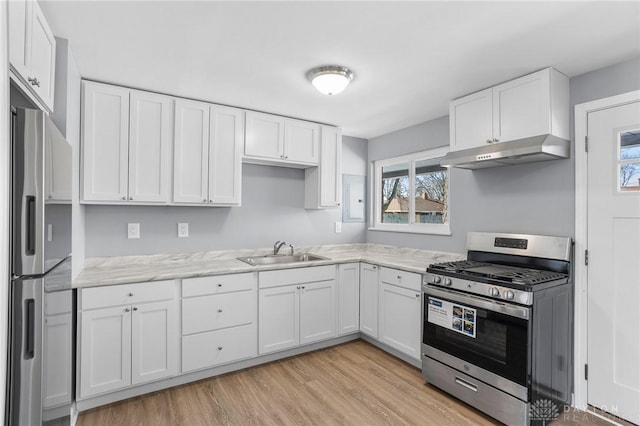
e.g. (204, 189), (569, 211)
(369, 147), (451, 235)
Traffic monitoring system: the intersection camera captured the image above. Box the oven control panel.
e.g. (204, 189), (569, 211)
(494, 237), (528, 250)
(423, 273), (533, 306)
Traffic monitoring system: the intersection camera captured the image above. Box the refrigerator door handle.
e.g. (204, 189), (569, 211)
(26, 196), (36, 256)
(25, 298), (35, 359)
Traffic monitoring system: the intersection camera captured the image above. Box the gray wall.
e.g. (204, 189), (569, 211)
(367, 57), (640, 254)
(84, 136), (368, 257)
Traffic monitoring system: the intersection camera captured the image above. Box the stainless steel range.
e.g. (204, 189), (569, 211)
(422, 232), (573, 425)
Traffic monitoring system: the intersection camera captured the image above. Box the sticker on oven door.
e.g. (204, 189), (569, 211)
(428, 297), (476, 338)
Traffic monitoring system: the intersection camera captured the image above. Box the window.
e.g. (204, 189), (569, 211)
(371, 147), (450, 234)
(619, 129), (640, 192)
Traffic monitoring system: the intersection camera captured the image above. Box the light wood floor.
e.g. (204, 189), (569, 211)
(76, 340), (627, 425)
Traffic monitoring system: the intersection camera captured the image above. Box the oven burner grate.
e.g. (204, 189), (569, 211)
(428, 260), (568, 286)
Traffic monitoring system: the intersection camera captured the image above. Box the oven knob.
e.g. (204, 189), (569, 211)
(504, 290), (515, 300)
(489, 287), (500, 297)
(443, 278), (452, 286)
(431, 275), (441, 284)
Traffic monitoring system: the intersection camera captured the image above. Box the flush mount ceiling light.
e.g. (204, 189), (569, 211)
(307, 65), (354, 95)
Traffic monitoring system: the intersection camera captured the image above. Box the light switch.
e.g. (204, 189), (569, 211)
(178, 223), (189, 238)
(127, 223), (140, 239)
(335, 222), (342, 233)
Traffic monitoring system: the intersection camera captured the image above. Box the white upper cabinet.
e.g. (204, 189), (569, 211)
(82, 82), (172, 204)
(449, 68), (569, 152)
(305, 126), (342, 209)
(129, 91), (173, 203)
(173, 99), (210, 204)
(208, 106), (244, 205)
(244, 111), (319, 166)
(9, 0), (56, 111)
(82, 82), (130, 202)
(173, 102), (244, 206)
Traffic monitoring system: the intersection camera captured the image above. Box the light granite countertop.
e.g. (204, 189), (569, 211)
(73, 243), (464, 288)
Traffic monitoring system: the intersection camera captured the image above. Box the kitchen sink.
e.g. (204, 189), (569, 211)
(236, 253), (329, 266)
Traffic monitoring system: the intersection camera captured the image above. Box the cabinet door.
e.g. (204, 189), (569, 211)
(258, 285), (299, 354)
(209, 106), (244, 205)
(27, 0), (56, 109)
(79, 306), (131, 398)
(82, 82), (130, 202)
(284, 119), (319, 164)
(131, 300), (179, 385)
(449, 88), (493, 151)
(244, 111), (285, 160)
(128, 91), (173, 203)
(300, 279), (336, 345)
(45, 128), (72, 201)
(8, 0), (29, 77)
(379, 283), (421, 360)
(359, 263), (379, 338)
(320, 126), (342, 207)
(493, 69), (551, 143)
(43, 313), (72, 408)
(337, 263), (359, 335)
(173, 99), (210, 203)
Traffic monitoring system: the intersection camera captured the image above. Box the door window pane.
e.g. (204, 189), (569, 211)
(620, 130), (640, 160)
(620, 162), (640, 191)
(415, 159), (448, 224)
(381, 163), (409, 223)
(619, 130), (640, 191)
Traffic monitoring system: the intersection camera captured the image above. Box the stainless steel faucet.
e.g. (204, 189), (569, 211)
(273, 241), (287, 255)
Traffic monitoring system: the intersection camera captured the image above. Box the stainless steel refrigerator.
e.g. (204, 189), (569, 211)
(7, 108), (73, 425)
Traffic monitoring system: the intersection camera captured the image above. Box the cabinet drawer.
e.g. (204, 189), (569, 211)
(80, 280), (176, 310)
(182, 324), (256, 372)
(182, 290), (255, 335)
(259, 265), (335, 289)
(182, 273), (255, 297)
(379, 267), (421, 291)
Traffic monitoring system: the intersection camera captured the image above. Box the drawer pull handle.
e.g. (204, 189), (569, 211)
(301, 286), (305, 290)
(415, 294), (420, 298)
(133, 307), (138, 311)
(217, 309), (223, 313)
(397, 275), (401, 279)
(125, 307), (131, 312)
(296, 286), (300, 289)
(455, 377), (478, 392)
(217, 284), (223, 288)
(129, 292), (134, 296)
(217, 346), (223, 351)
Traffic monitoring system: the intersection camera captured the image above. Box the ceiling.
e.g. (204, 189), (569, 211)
(40, 1), (640, 139)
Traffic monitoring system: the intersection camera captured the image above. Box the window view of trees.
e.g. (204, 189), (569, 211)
(620, 130), (640, 191)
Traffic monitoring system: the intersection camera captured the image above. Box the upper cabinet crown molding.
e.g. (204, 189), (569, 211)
(9, 0), (57, 111)
(449, 67), (569, 152)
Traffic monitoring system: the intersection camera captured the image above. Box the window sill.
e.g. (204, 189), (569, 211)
(368, 224), (451, 236)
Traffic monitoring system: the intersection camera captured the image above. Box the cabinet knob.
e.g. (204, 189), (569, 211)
(486, 139), (493, 144)
(129, 196), (133, 200)
(301, 286), (305, 290)
(218, 309), (223, 313)
(415, 294), (420, 298)
(493, 138), (499, 142)
(397, 275), (402, 280)
(125, 307), (131, 312)
(203, 198), (207, 202)
(28, 77), (40, 87)
(122, 196), (127, 200)
(218, 346), (223, 351)
(217, 283), (223, 288)
(296, 286), (301, 289)
(209, 200), (213, 203)
(133, 306), (138, 311)
(129, 292), (134, 296)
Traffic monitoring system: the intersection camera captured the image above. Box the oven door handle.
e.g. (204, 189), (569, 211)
(424, 285), (530, 320)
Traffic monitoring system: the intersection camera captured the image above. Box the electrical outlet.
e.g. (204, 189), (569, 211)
(335, 221), (342, 233)
(127, 223), (140, 239)
(178, 223), (189, 238)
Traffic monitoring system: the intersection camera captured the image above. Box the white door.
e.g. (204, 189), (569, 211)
(173, 99), (210, 203)
(81, 82), (130, 202)
(587, 100), (640, 424)
(79, 306), (131, 398)
(379, 283), (421, 360)
(284, 119), (319, 164)
(300, 279), (336, 345)
(359, 263), (379, 338)
(128, 91), (172, 203)
(209, 105), (243, 205)
(449, 88), (493, 151)
(244, 111), (284, 160)
(131, 300), (178, 385)
(337, 263), (360, 335)
(258, 285), (299, 354)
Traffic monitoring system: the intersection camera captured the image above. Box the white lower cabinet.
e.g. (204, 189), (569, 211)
(258, 266), (336, 354)
(181, 273), (257, 373)
(359, 263), (379, 338)
(78, 281), (179, 398)
(337, 263), (360, 335)
(378, 268), (422, 360)
(43, 313), (72, 408)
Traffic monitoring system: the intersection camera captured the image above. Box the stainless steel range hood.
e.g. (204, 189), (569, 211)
(440, 134), (570, 170)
